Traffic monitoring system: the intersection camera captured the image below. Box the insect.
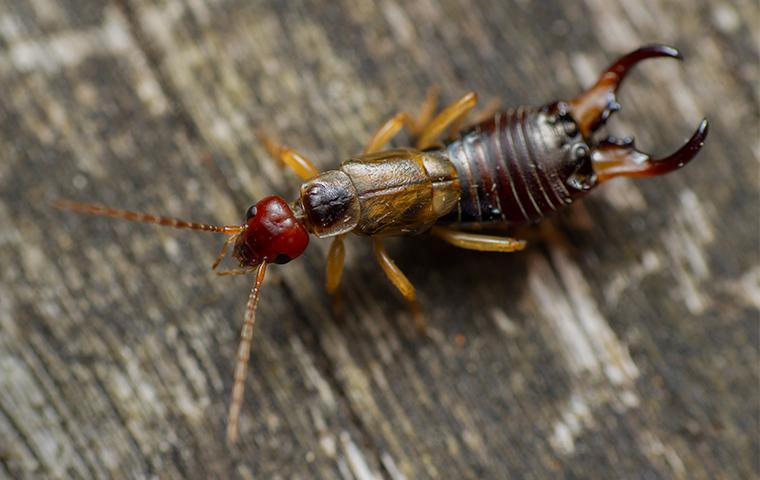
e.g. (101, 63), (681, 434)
(55, 45), (708, 444)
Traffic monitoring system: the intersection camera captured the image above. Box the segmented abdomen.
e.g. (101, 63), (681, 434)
(439, 107), (578, 225)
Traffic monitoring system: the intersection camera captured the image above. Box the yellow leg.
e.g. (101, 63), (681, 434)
(416, 91), (478, 150)
(325, 235), (346, 294)
(257, 132), (320, 180)
(364, 112), (415, 154)
(413, 85), (441, 136)
(431, 226), (527, 252)
(215, 267), (257, 276)
(372, 238), (425, 333)
(211, 234), (240, 270)
(363, 86), (441, 154)
(450, 97), (502, 136)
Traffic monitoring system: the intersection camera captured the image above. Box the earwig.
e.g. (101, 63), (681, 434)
(55, 45), (709, 444)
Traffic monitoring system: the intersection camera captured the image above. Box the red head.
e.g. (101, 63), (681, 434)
(53, 194), (310, 445)
(233, 196), (309, 266)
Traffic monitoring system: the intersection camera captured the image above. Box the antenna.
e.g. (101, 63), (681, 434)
(53, 199), (244, 234)
(226, 261), (268, 445)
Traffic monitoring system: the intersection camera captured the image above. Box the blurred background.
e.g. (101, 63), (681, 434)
(0, 0), (757, 478)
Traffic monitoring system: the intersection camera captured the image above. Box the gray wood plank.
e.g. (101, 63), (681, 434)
(0, 0), (756, 478)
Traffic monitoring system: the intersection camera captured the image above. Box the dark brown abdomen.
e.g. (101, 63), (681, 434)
(439, 106), (589, 226)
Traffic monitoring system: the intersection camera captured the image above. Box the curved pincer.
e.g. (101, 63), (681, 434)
(569, 44), (683, 137)
(590, 119), (709, 182)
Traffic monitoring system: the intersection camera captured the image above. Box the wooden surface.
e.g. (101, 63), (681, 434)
(0, 1), (757, 478)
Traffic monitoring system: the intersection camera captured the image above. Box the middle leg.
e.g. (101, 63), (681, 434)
(372, 237), (425, 333)
(363, 86), (441, 154)
(325, 235), (346, 294)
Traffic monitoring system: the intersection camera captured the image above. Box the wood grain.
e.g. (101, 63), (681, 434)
(0, 0), (757, 478)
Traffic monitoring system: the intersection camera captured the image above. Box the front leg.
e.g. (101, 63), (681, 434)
(215, 267), (258, 276)
(211, 234), (240, 270)
(256, 132), (321, 180)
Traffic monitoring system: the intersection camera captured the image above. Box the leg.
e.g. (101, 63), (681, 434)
(363, 86), (441, 154)
(451, 97), (502, 135)
(216, 267), (257, 276)
(325, 235), (346, 294)
(325, 235), (347, 317)
(363, 112), (415, 154)
(212, 235), (257, 276)
(412, 85), (440, 136)
(416, 92), (478, 150)
(211, 234), (240, 270)
(257, 132), (320, 180)
(431, 226), (527, 252)
(372, 238), (425, 333)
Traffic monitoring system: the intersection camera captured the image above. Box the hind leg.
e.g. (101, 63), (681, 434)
(431, 227), (527, 252)
(416, 92), (478, 150)
(449, 97), (502, 137)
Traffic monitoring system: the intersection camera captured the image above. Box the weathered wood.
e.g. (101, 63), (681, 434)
(0, 0), (757, 478)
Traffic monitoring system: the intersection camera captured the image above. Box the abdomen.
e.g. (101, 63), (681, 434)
(439, 106), (584, 226)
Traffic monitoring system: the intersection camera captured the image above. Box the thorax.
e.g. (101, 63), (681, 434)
(297, 149), (460, 238)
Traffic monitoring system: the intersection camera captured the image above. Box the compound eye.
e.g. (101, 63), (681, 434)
(274, 253), (292, 264)
(245, 205), (257, 220)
